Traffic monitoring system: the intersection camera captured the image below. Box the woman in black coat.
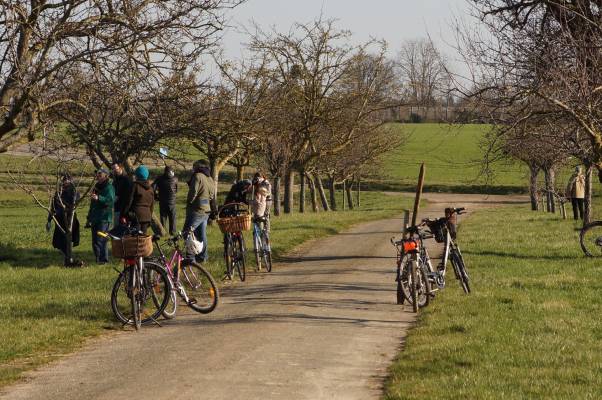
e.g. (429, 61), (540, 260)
(47, 174), (82, 267)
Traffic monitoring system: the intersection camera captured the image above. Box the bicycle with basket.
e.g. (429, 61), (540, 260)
(101, 227), (171, 330)
(217, 202), (251, 282)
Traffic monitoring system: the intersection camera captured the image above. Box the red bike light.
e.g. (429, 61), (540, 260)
(403, 240), (418, 253)
(125, 258), (137, 266)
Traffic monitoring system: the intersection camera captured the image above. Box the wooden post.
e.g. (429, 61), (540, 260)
(411, 163), (426, 227)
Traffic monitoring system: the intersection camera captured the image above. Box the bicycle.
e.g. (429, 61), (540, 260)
(150, 232), (219, 318)
(101, 229), (171, 330)
(580, 220), (602, 257)
(421, 207), (471, 294)
(217, 202), (250, 282)
(392, 230), (432, 312)
(252, 213), (273, 272)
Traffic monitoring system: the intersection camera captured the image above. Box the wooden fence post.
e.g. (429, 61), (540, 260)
(411, 163), (426, 227)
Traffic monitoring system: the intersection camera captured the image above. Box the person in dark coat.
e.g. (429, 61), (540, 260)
(47, 174), (82, 267)
(87, 169), (115, 264)
(111, 163), (132, 228)
(121, 165), (155, 234)
(153, 166), (178, 235)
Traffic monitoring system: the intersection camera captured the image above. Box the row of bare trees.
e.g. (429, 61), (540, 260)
(458, 0), (602, 224)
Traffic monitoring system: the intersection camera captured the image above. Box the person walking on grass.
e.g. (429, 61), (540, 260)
(153, 166), (178, 236)
(121, 165), (155, 234)
(183, 160), (216, 263)
(566, 166), (586, 220)
(47, 174), (82, 267)
(111, 163), (131, 228)
(87, 169), (115, 264)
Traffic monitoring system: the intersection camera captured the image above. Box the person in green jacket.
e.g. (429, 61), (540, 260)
(183, 159), (216, 262)
(87, 168), (115, 263)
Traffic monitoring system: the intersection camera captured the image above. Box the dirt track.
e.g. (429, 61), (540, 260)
(0, 193), (527, 400)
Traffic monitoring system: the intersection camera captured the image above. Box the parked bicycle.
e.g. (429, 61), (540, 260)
(100, 228), (171, 330)
(392, 207), (470, 311)
(252, 213), (272, 272)
(217, 202), (251, 282)
(149, 232), (219, 318)
(580, 220), (602, 257)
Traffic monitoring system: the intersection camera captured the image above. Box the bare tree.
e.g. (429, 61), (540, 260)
(0, 0), (243, 153)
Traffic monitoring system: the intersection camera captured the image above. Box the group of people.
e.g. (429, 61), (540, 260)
(47, 159), (271, 267)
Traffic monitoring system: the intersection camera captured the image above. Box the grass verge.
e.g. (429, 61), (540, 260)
(0, 190), (413, 388)
(384, 205), (602, 399)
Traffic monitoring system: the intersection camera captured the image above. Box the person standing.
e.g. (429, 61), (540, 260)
(47, 174), (82, 267)
(566, 166), (586, 220)
(153, 166), (178, 235)
(183, 160), (215, 263)
(111, 163), (131, 228)
(121, 165), (155, 234)
(87, 169), (115, 264)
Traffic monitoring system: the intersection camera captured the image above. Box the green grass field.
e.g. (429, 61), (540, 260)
(0, 190), (413, 387)
(384, 205), (602, 399)
(379, 123), (575, 194)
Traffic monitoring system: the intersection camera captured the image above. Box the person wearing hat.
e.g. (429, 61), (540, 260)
(47, 174), (82, 267)
(183, 159), (216, 263)
(566, 165), (586, 220)
(121, 165), (155, 234)
(152, 166), (178, 236)
(87, 168), (115, 264)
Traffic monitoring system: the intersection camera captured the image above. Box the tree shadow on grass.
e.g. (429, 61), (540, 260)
(0, 242), (95, 268)
(463, 249), (576, 261)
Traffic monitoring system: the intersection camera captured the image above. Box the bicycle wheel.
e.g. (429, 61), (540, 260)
(253, 231), (262, 271)
(131, 266), (141, 330)
(224, 235), (235, 280)
(399, 254), (429, 308)
(451, 247), (471, 294)
(580, 221), (602, 257)
(161, 285), (178, 320)
(410, 259), (418, 313)
(111, 263), (171, 327)
(262, 230), (272, 273)
(396, 263), (405, 305)
(235, 234), (246, 282)
(180, 260), (219, 313)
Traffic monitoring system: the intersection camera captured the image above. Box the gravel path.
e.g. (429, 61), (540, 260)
(0, 193), (527, 400)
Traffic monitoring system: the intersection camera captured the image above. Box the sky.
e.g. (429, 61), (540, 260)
(220, 0), (474, 64)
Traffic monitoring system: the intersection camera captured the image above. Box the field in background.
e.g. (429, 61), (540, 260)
(0, 189), (413, 387)
(376, 123), (575, 194)
(384, 205), (602, 399)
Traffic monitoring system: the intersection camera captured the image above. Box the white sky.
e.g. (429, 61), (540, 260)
(220, 0), (474, 68)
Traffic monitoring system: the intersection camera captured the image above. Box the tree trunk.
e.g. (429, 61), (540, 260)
(236, 165), (244, 182)
(314, 173), (330, 211)
(584, 163), (594, 225)
(284, 169), (294, 214)
(346, 180), (354, 210)
(529, 163), (540, 211)
(342, 180), (346, 210)
(543, 167), (556, 213)
(299, 169), (306, 213)
(356, 174), (361, 207)
(329, 175), (337, 211)
(307, 174), (319, 212)
(273, 175), (281, 216)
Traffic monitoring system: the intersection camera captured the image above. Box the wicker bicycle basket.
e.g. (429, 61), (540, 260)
(111, 235), (153, 259)
(217, 214), (252, 234)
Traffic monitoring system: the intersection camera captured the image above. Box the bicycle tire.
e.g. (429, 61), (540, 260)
(180, 260), (219, 313)
(262, 230), (272, 272)
(254, 233), (262, 271)
(111, 262), (171, 326)
(396, 266), (405, 305)
(235, 234), (246, 282)
(451, 248), (471, 294)
(398, 253), (429, 308)
(131, 266), (141, 330)
(410, 259), (418, 313)
(224, 236), (235, 280)
(580, 221), (602, 257)
(162, 288), (178, 319)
